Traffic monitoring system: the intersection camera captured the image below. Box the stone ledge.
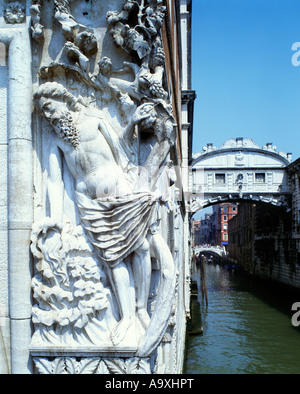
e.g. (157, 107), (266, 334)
(30, 346), (138, 358)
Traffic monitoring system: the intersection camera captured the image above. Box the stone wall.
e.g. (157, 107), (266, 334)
(228, 202), (300, 289)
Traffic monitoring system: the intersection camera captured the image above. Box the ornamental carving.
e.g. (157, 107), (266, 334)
(30, 0), (179, 374)
(4, 1), (25, 24)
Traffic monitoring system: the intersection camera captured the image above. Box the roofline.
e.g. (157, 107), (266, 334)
(192, 147), (291, 167)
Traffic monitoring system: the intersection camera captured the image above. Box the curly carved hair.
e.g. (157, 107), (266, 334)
(33, 82), (79, 113)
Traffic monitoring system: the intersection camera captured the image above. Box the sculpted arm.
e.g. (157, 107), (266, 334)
(120, 103), (155, 145)
(48, 141), (64, 223)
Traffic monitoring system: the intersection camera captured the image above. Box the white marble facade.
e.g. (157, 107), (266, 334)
(0, 0), (192, 374)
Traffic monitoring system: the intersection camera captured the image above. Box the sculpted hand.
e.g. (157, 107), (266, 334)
(64, 41), (89, 73)
(132, 103), (156, 126)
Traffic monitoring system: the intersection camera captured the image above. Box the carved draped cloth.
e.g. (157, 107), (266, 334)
(75, 191), (157, 267)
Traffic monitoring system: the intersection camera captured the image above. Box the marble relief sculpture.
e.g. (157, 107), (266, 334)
(4, 1), (25, 24)
(30, 0), (178, 372)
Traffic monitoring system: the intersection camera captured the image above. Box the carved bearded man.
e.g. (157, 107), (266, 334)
(33, 82), (175, 356)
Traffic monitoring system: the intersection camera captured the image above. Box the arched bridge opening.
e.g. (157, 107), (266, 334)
(193, 248), (225, 265)
(191, 197), (292, 277)
(194, 246), (225, 258)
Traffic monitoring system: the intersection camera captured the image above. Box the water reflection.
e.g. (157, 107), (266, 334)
(184, 263), (300, 374)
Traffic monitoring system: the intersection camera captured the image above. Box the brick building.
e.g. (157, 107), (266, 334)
(227, 202), (293, 282)
(228, 203), (255, 269)
(192, 219), (201, 247)
(214, 203), (238, 247)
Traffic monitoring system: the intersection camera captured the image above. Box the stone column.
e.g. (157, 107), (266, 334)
(0, 27), (33, 374)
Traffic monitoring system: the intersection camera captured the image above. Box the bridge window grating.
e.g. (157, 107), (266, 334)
(255, 173), (265, 183)
(215, 173), (225, 184)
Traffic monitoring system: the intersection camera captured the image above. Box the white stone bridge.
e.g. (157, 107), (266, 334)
(190, 138), (292, 213)
(194, 245), (227, 258)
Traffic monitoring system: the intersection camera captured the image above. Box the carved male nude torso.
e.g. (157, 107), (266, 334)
(54, 113), (134, 199)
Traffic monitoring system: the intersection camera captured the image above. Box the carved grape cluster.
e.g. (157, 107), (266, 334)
(150, 46), (165, 70)
(57, 112), (80, 148)
(149, 80), (167, 99)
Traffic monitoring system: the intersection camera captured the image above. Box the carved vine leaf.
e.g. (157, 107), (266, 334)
(126, 357), (151, 374)
(53, 0), (78, 40)
(130, 33), (149, 59)
(107, 0), (166, 61)
(101, 357), (151, 374)
(33, 357), (67, 375)
(95, 360), (110, 374)
(102, 358), (126, 374)
(65, 357), (100, 374)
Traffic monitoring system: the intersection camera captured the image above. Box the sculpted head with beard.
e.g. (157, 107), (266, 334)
(33, 82), (81, 148)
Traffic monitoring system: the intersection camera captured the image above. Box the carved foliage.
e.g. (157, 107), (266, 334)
(30, 219), (110, 345)
(30, 1), (44, 42)
(107, 0), (168, 100)
(107, 0), (166, 59)
(33, 356), (151, 374)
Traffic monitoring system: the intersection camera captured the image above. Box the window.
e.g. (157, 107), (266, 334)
(223, 224), (228, 230)
(223, 215), (227, 221)
(223, 233), (228, 241)
(255, 173), (265, 183)
(215, 174), (225, 184)
(222, 207), (227, 213)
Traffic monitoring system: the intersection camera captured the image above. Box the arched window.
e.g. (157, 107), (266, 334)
(0, 43), (6, 66)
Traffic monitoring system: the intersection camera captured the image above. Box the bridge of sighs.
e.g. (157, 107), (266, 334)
(190, 138), (293, 213)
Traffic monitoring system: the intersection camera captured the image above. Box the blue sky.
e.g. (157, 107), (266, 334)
(191, 0), (300, 159)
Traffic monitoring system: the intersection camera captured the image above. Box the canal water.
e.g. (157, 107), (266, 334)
(184, 263), (300, 374)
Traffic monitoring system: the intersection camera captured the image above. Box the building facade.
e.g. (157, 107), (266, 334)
(227, 201), (300, 288)
(199, 213), (213, 245)
(228, 203), (255, 269)
(214, 203), (238, 247)
(192, 203), (237, 249)
(192, 219), (201, 247)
